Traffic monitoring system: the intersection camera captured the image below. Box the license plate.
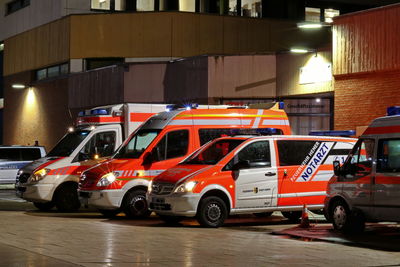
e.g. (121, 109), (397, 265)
(152, 197), (165, 204)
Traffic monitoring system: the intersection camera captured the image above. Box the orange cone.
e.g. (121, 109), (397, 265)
(299, 204), (310, 228)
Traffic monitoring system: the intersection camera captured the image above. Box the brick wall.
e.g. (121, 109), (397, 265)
(334, 71), (400, 130)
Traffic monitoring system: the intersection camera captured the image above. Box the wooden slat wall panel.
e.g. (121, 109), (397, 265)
(333, 5), (400, 76)
(4, 18), (70, 76)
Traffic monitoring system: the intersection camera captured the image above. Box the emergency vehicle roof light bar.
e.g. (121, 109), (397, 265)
(91, 109), (109, 115)
(166, 103), (199, 112)
(309, 130), (355, 137)
(229, 128), (282, 136)
(387, 106), (400, 116)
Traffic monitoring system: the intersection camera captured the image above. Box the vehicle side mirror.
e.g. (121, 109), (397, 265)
(232, 160), (250, 171)
(333, 160), (341, 176)
(142, 152), (153, 166)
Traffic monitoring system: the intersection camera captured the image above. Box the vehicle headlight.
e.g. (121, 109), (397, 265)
(30, 168), (50, 182)
(174, 181), (198, 193)
(148, 180), (153, 193)
(96, 172), (118, 187)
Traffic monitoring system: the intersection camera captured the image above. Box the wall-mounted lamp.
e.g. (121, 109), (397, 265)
(297, 22), (330, 29)
(290, 48), (317, 55)
(12, 84), (27, 89)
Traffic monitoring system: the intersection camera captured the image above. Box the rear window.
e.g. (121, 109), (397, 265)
(277, 140), (317, 166)
(0, 148), (42, 161)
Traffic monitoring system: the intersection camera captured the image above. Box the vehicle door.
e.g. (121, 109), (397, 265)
(373, 138), (400, 221)
(143, 129), (191, 177)
(0, 148), (27, 184)
(229, 140), (277, 209)
(339, 138), (375, 214)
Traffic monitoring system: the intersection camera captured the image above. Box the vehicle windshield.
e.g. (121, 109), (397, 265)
(183, 139), (245, 165)
(47, 130), (91, 157)
(113, 129), (160, 159)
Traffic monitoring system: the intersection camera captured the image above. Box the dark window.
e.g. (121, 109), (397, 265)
(0, 148), (21, 161)
(198, 128), (283, 146)
(225, 141), (271, 170)
(342, 139), (375, 178)
(86, 58), (124, 71)
(81, 131), (116, 158)
(184, 139), (244, 165)
(277, 140), (317, 166)
(152, 130), (189, 162)
(35, 63), (68, 81)
(377, 139), (400, 173)
(47, 130), (91, 157)
(6, 0), (30, 15)
(20, 148), (41, 160)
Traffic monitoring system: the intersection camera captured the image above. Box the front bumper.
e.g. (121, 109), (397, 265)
(16, 183), (54, 202)
(147, 192), (201, 217)
(79, 189), (124, 210)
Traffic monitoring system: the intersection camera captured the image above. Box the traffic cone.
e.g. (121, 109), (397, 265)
(299, 204), (310, 228)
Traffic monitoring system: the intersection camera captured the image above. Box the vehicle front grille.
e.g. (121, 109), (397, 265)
(150, 202), (172, 211)
(79, 172), (98, 189)
(16, 173), (31, 184)
(151, 182), (175, 195)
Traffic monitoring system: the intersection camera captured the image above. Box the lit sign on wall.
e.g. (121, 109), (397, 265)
(299, 58), (332, 85)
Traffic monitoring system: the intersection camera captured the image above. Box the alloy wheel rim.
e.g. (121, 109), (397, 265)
(207, 203), (221, 222)
(333, 205), (347, 229)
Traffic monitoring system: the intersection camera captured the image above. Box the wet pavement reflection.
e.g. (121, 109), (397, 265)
(0, 189), (399, 266)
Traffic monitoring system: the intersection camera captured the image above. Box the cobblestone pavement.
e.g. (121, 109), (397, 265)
(0, 189), (399, 267)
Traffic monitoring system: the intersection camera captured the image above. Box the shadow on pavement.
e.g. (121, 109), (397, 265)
(273, 223), (400, 252)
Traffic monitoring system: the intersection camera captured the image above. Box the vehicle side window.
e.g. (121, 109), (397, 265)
(0, 148), (21, 161)
(81, 131), (116, 158)
(343, 139), (375, 178)
(152, 130), (189, 162)
(20, 148), (42, 161)
(225, 141), (271, 170)
(377, 139), (400, 173)
(277, 141), (316, 166)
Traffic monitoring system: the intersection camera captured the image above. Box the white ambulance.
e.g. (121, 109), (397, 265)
(325, 107), (400, 232)
(16, 103), (169, 212)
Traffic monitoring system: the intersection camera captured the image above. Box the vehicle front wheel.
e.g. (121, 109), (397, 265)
(54, 183), (81, 212)
(331, 200), (365, 233)
(123, 189), (151, 219)
(196, 196), (227, 228)
(33, 201), (55, 211)
(281, 211), (302, 222)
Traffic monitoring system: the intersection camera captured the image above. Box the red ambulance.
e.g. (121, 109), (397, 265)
(79, 103), (291, 218)
(148, 135), (355, 227)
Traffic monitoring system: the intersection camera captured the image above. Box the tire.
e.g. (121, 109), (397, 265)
(33, 201), (55, 211)
(99, 209), (120, 218)
(196, 196), (228, 228)
(158, 215), (184, 225)
(281, 211), (302, 222)
(330, 199), (365, 233)
(54, 183), (81, 212)
(253, 212), (273, 218)
(123, 189), (151, 219)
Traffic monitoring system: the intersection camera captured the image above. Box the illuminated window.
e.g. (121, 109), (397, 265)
(6, 0), (30, 15)
(91, 0), (125, 11)
(0, 43), (3, 52)
(179, 0), (195, 12)
(305, 7), (320, 22)
(324, 8), (339, 23)
(242, 0), (261, 18)
(137, 0), (155, 11)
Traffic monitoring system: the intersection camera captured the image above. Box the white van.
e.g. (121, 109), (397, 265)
(0, 146), (46, 184)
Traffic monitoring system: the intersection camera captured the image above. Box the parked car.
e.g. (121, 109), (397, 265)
(325, 107), (400, 233)
(148, 135), (355, 227)
(0, 146), (46, 184)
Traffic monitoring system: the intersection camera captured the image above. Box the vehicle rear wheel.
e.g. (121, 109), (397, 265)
(54, 183), (81, 212)
(123, 189), (151, 219)
(158, 215), (184, 225)
(99, 209), (120, 218)
(196, 196), (227, 228)
(331, 199), (365, 233)
(33, 201), (55, 211)
(253, 212), (273, 218)
(281, 211), (302, 222)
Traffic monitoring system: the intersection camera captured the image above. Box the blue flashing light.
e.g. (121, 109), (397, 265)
(91, 109), (109, 115)
(229, 128), (283, 136)
(309, 130), (356, 137)
(387, 106), (400, 116)
(78, 111), (84, 116)
(279, 102), (285, 109)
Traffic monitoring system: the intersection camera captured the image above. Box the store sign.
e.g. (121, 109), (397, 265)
(299, 63), (332, 84)
(284, 99), (330, 114)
